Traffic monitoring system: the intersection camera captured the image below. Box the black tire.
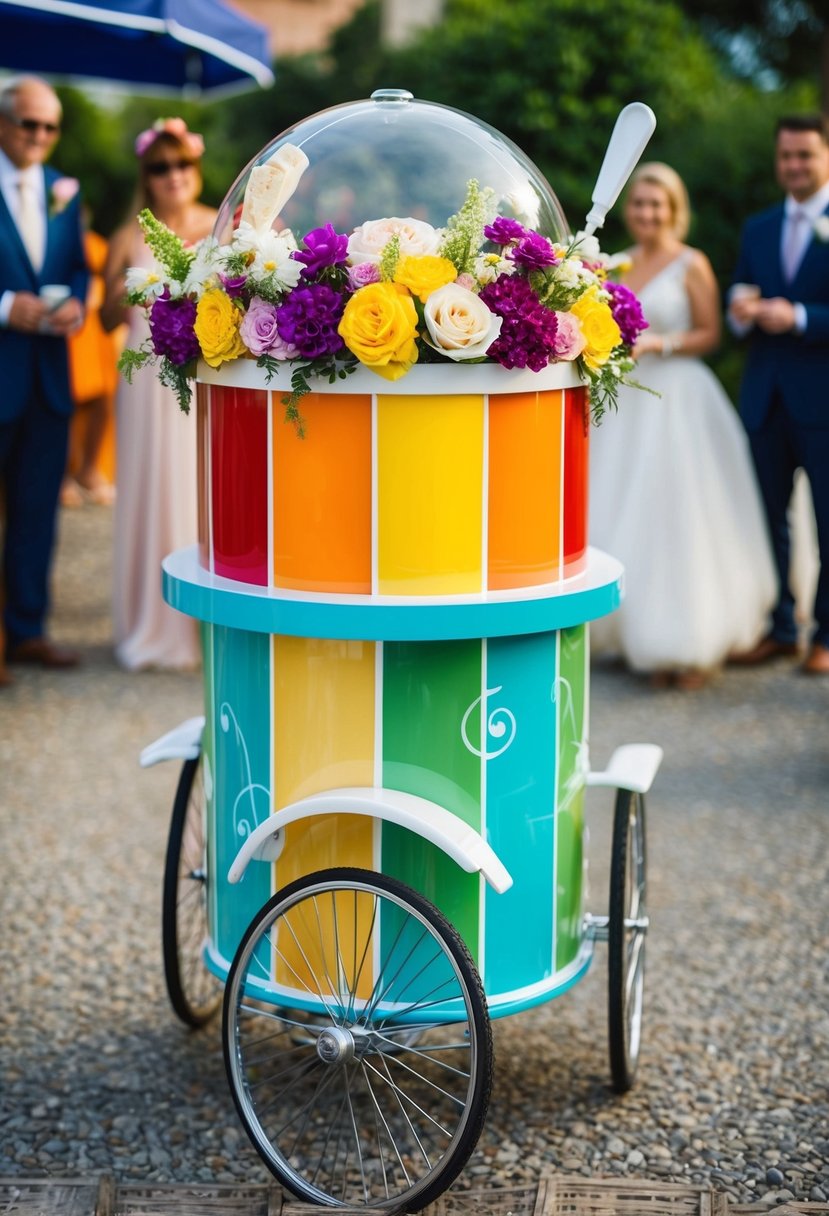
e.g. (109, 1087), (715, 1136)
(608, 788), (647, 1093)
(223, 867), (493, 1210)
(162, 755), (221, 1027)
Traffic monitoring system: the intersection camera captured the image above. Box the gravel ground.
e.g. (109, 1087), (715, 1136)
(0, 502), (827, 1205)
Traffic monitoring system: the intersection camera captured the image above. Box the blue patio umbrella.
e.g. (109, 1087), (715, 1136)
(0, 0), (275, 96)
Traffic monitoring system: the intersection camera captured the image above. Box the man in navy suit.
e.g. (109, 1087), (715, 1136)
(0, 76), (88, 682)
(729, 115), (829, 675)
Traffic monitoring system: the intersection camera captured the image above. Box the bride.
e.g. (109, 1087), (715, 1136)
(589, 162), (777, 688)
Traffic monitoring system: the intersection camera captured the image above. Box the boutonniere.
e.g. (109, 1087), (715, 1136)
(813, 214), (829, 242)
(49, 176), (80, 218)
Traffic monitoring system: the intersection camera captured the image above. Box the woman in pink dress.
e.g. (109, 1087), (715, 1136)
(102, 119), (216, 671)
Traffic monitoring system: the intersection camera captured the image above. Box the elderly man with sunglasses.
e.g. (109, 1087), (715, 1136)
(0, 76), (88, 682)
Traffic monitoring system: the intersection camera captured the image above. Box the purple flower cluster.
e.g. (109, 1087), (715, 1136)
(509, 232), (559, 272)
(149, 292), (199, 365)
(220, 272), (248, 298)
(276, 283), (345, 360)
(292, 223), (349, 280)
(479, 276), (559, 372)
(605, 281), (648, 347)
(484, 217), (526, 245)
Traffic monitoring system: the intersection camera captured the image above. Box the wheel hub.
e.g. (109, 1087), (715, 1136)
(316, 1026), (355, 1065)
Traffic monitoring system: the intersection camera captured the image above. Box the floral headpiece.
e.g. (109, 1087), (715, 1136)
(135, 117), (205, 160)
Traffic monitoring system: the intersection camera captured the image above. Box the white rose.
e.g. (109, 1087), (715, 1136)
(813, 214), (829, 242)
(423, 283), (503, 361)
(348, 216), (442, 265)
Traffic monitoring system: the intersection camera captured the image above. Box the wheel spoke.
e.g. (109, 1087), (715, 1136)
(360, 1056), (417, 1184)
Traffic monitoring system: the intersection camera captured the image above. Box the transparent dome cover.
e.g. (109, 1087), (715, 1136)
(214, 89), (569, 246)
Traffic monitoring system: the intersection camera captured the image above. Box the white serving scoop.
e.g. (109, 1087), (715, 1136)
(583, 102), (657, 236)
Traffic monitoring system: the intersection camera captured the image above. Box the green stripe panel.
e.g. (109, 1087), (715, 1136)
(555, 623), (587, 970)
(381, 639), (483, 960)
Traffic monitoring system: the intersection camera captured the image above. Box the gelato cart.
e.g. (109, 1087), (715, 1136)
(140, 92), (662, 1210)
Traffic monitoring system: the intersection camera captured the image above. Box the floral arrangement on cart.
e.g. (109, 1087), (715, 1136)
(119, 141), (648, 431)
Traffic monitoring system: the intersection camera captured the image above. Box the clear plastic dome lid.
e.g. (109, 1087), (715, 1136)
(214, 89), (569, 246)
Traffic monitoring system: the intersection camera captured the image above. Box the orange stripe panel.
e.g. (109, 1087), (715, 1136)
(488, 389), (563, 589)
(273, 393), (372, 594)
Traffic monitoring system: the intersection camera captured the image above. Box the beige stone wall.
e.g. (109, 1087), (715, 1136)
(229, 0), (368, 57)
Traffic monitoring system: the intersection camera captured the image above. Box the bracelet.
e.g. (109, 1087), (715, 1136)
(661, 334), (682, 358)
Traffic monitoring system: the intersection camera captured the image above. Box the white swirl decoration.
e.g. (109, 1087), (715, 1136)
(220, 702), (270, 848)
(461, 686), (517, 760)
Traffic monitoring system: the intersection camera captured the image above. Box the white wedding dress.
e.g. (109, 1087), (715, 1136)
(590, 251), (777, 673)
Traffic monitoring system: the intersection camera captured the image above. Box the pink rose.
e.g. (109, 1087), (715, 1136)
(239, 296), (280, 356)
(239, 296), (298, 359)
(347, 262), (382, 291)
(552, 310), (587, 361)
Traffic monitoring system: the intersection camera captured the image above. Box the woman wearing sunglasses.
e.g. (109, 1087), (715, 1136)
(102, 118), (216, 671)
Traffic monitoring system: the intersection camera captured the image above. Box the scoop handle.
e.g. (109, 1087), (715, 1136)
(583, 103), (657, 236)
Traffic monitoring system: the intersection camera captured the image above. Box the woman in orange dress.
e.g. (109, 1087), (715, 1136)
(62, 227), (121, 506)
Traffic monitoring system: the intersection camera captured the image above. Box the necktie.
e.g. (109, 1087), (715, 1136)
(782, 207), (809, 282)
(16, 175), (45, 272)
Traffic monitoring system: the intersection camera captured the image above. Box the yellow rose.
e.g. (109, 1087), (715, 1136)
(569, 290), (621, 371)
(338, 282), (419, 381)
(195, 288), (247, 369)
(394, 254), (457, 303)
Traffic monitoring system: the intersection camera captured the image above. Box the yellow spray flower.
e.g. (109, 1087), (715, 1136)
(569, 289), (621, 371)
(394, 254), (457, 303)
(338, 282), (419, 381)
(195, 288), (247, 368)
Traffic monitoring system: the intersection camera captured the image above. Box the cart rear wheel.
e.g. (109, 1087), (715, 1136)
(162, 755), (221, 1027)
(223, 867), (492, 1210)
(608, 788), (647, 1092)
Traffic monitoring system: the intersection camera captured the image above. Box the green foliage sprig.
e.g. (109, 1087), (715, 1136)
(379, 234), (401, 281)
(440, 180), (496, 275)
(138, 209), (194, 282)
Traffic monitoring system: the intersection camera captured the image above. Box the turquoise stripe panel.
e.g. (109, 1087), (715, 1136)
(209, 623), (273, 970)
(163, 547), (623, 641)
(483, 631), (558, 997)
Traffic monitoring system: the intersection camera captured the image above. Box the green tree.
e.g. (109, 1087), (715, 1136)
(674, 0), (828, 109)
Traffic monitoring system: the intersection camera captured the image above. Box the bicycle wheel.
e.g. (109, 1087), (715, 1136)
(162, 755), (221, 1027)
(608, 788), (647, 1092)
(223, 867), (493, 1210)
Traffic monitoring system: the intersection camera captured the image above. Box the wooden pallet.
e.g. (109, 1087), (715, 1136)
(1, 1175), (828, 1216)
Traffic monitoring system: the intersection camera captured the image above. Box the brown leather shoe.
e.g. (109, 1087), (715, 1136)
(0, 663), (14, 687)
(728, 634), (800, 665)
(802, 643), (829, 675)
(7, 637), (80, 668)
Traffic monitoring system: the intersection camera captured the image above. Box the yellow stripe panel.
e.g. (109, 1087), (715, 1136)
(273, 635), (376, 998)
(377, 394), (484, 595)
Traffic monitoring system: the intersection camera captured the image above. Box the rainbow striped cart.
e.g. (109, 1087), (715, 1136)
(141, 360), (661, 1210)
